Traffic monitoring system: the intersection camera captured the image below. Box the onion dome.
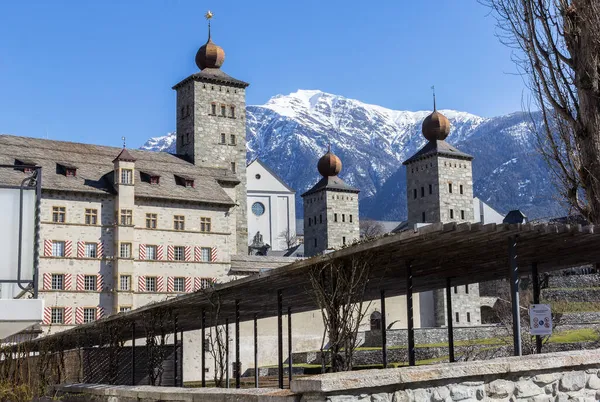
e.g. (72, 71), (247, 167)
(317, 146), (342, 177)
(422, 110), (451, 141)
(195, 11), (225, 70)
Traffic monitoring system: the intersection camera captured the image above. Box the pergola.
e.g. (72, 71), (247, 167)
(19, 221), (600, 388)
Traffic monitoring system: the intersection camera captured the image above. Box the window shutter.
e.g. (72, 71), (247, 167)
(97, 242), (103, 258)
(184, 277), (192, 293)
(77, 241), (84, 258)
(75, 307), (84, 324)
(156, 276), (164, 292)
(65, 240), (72, 257)
(157, 245), (163, 260)
(211, 247), (217, 262)
(139, 244), (146, 260)
(167, 277), (174, 292)
(138, 276), (146, 292)
(194, 277), (201, 291)
(43, 307), (51, 324)
(97, 307), (105, 319)
(185, 246), (191, 261)
(44, 240), (52, 257)
(96, 274), (104, 292)
(167, 245), (174, 261)
(64, 274), (72, 290)
(194, 246), (201, 262)
(76, 274), (84, 291)
(64, 307), (73, 325)
(43, 273), (51, 290)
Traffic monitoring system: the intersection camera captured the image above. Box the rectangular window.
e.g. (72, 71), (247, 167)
(349, 215), (353, 223)
(120, 243), (132, 259)
(461, 210), (465, 220)
(146, 277), (157, 292)
(121, 169), (133, 184)
(66, 168), (76, 177)
(83, 308), (97, 323)
(174, 246), (185, 261)
(334, 213), (338, 222)
(314, 238), (317, 247)
(211, 103), (216, 115)
(308, 218), (311, 227)
(146, 245), (157, 260)
(120, 209), (133, 225)
(465, 285), (469, 294)
(448, 183), (453, 193)
(342, 236), (346, 245)
(456, 312), (460, 323)
(174, 215), (185, 231)
(422, 212), (426, 222)
(119, 306), (132, 313)
(199, 278), (212, 289)
(421, 187), (425, 197)
(429, 184), (432, 194)
(319, 215), (323, 224)
(220, 133), (226, 144)
(200, 217), (212, 232)
(454, 286), (458, 294)
(342, 214), (345, 222)
(84, 275), (97, 291)
(51, 274), (64, 290)
(84, 209), (97, 225)
(85, 243), (97, 258)
(51, 308), (64, 324)
(52, 206), (66, 223)
(231, 162), (236, 173)
(150, 176), (160, 184)
(145, 213), (157, 229)
(52, 241), (65, 257)
(201, 247), (211, 262)
(450, 209), (454, 219)
(229, 105), (235, 118)
(119, 275), (131, 291)
(173, 277), (185, 292)
(460, 184), (464, 195)
(467, 312), (471, 323)
(220, 105), (226, 116)
(230, 134), (236, 145)
(413, 189), (417, 199)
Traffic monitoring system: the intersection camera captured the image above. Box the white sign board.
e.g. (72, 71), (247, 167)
(0, 188), (36, 299)
(530, 304), (552, 336)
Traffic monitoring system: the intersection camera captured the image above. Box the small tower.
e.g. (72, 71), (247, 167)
(173, 11), (249, 254)
(302, 147), (360, 257)
(403, 95), (474, 226)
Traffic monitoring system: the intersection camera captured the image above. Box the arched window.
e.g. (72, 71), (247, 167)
(370, 311), (382, 330)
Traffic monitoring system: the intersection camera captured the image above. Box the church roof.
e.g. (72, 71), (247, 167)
(172, 68), (249, 90)
(301, 175), (360, 197)
(403, 140), (473, 165)
(0, 135), (239, 206)
(247, 158), (295, 193)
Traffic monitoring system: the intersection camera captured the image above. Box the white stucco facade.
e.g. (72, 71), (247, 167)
(247, 159), (296, 252)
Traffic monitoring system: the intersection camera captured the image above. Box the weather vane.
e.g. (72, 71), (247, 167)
(121, 136), (126, 148)
(431, 85), (437, 110)
(205, 10), (214, 38)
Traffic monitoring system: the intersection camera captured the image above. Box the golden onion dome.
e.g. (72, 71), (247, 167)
(195, 37), (225, 70)
(422, 110), (451, 141)
(317, 147), (342, 177)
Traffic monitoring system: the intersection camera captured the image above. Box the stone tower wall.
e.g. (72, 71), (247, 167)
(436, 156), (474, 223)
(175, 80), (247, 254)
(326, 190), (360, 248)
(406, 156), (442, 226)
(303, 190), (328, 257)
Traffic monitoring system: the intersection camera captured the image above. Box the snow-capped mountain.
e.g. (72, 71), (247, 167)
(140, 90), (563, 220)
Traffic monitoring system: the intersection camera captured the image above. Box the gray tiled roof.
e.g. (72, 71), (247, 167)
(403, 140), (473, 165)
(0, 135), (239, 206)
(172, 68), (249, 89)
(301, 175), (360, 197)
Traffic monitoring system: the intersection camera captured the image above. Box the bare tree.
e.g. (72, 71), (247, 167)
(308, 256), (371, 372)
(279, 228), (298, 249)
(359, 219), (385, 239)
(205, 291), (228, 387)
(481, 0), (600, 223)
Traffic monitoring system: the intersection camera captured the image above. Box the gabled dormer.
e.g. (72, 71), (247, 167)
(113, 148), (136, 186)
(57, 162), (77, 177)
(14, 158), (36, 173)
(140, 171), (160, 185)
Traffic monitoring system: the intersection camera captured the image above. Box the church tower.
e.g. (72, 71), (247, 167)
(172, 12), (249, 253)
(302, 148), (360, 257)
(403, 96), (480, 327)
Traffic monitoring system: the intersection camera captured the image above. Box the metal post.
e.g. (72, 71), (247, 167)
(225, 318), (230, 388)
(254, 313), (259, 388)
(131, 323), (136, 386)
(532, 262), (542, 354)
(173, 315), (178, 387)
(277, 289), (284, 389)
(446, 277), (455, 362)
(380, 289), (388, 368)
(406, 261), (416, 366)
(509, 236), (522, 356)
(235, 299), (241, 389)
(201, 309), (206, 387)
(287, 306), (293, 385)
(179, 330), (184, 387)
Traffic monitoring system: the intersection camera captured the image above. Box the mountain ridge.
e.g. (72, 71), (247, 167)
(140, 89), (563, 220)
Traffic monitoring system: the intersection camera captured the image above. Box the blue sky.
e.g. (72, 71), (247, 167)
(0, 1), (526, 148)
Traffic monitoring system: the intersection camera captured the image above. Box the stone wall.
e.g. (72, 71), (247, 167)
(362, 325), (504, 347)
(547, 273), (600, 288)
(542, 288), (600, 302)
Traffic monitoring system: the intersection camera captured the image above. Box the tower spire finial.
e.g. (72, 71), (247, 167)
(205, 10), (213, 40)
(328, 142), (331, 153)
(431, 85), (436, 111)
(121, 136), (126, 148)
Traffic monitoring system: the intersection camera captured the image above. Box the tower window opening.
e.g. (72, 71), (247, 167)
(314, 238), (317, 247)
(450, 209), (454, 219)
(320, 215), (322, 224)
(229, 106), (236, 118)
(220, 105), (226, 116)
(422, 212), (426, 222)
(421, 187), (425, 197)
(334, 213), (338, 222)
(456, 312), (460, 323)
(230, 134), (236, 145)
(211, 103), (216, 115)
(460, 185), (464, 194)
(448, 183), (453, 193)
(231, 162), (236, 173)
(461, 210), (465, 220)
(343, 236), (346, 245)
(413, 189), (417, 199)
(308, 218), (311, 227)
(220, 133), (226, 144)
(467, 312), (471, 323)
(465, 285), (469, 294)
(429, 184), (432, 194)
(454, 286), (458, 294)
(349, 215), (352, 223)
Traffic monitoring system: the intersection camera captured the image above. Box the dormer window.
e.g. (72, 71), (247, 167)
(185, 179), (194, 188)
(140, 171), (160, 185)
(66, 168), (76, 177)
(150, 176), (160, 185)
(175, 175), (194, 188)
(14, 159), (36, 173)
(57, 163), (77, 177)
(120, 169), (133, 184)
